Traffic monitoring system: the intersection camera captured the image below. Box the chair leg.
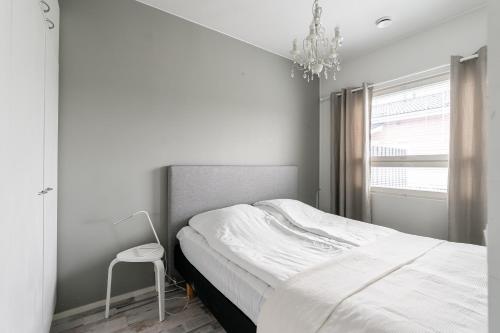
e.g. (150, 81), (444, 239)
(105, 258), (119, 319)
(153, 264), (158, 292)
(153, 260), (165, 321)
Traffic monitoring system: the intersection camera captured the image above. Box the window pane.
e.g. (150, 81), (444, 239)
(371, 167), (448, 192)
(371, 80), (450, 157)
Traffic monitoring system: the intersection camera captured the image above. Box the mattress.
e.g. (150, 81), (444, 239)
(177, 226), (272, 323)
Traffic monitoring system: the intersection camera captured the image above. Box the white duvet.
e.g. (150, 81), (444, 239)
(188, 204), (354, 287)
(186, 199), (487, 332)
(257, 232), (487, 333)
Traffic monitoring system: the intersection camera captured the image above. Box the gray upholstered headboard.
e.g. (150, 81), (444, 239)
(166, 165), (298, 276)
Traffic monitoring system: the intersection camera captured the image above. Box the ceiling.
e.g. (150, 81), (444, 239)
(136, 0), (487, 60)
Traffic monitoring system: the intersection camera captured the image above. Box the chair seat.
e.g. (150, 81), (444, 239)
(106, 243), (166, 321)
(116, 243), (164, 262)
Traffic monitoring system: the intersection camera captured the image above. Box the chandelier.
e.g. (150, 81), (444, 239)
(290, 0), (343, 82)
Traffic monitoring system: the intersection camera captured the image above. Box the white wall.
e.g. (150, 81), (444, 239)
(488, 0), (499, 330)
(319, 8), (487, 238)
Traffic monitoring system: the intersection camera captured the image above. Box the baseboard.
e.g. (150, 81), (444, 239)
(52, 285), (155, 321)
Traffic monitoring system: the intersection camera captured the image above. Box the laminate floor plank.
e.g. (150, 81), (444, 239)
(51, 289), (226, 333)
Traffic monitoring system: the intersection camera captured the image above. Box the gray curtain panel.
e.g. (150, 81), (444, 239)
(331, 83), (372, 222)
(449, 46), (488, 245)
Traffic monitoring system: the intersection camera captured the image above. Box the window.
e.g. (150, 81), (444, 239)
(370, 77), (450, 195)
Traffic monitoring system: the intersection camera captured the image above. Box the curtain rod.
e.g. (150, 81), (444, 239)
(319, 53), (479, 103)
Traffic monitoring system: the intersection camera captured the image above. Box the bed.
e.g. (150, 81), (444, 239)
(166, 165), (487, 333)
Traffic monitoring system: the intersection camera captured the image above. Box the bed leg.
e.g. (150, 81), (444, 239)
(186, 283), (195, 300)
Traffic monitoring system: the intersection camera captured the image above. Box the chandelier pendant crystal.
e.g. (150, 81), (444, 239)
(290, 0), (343, 82)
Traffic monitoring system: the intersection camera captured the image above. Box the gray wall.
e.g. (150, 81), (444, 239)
(57, 0), (319, 312)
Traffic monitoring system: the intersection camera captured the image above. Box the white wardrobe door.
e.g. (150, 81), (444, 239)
(42, 0), (59, 330)
(0, 0), (13, 325)
(2, 0), (46, 332)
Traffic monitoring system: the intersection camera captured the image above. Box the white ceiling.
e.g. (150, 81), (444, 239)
(136, 0), (487, 60)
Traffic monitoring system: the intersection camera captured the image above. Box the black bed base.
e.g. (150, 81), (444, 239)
(174, 244), (257, 333)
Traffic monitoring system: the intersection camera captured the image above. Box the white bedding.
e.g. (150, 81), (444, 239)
(177, 202), (387, 323)
(188, 204), (354, 287)
(257, 232), (488, 333)
(255, 199), (395, 246)
(177, 226), (271, 323)
(181, 200), (487, 332)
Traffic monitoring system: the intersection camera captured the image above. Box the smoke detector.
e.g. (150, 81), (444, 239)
(376, 17), (393, 29)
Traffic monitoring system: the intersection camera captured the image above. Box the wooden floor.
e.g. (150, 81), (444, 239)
(50, 288), (225, 333)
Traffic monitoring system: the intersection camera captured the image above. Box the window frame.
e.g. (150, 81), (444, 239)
(371, 154), (449, 168)
(369, 74), (450, 199)
(370, 186), (447, 200)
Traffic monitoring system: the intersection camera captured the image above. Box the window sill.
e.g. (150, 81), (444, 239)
(370, 186), (447, 200)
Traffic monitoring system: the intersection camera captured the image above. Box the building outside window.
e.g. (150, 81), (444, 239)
(370, 77), (450, 197)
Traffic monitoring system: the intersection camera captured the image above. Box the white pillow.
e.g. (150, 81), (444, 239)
(255, 199), (395, 246)
(255, 204), (289, 224)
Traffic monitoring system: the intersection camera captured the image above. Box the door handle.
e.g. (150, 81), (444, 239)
(37, 187), (54, 195)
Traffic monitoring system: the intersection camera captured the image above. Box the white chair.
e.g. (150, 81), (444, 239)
(105, 211), (166, 321)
